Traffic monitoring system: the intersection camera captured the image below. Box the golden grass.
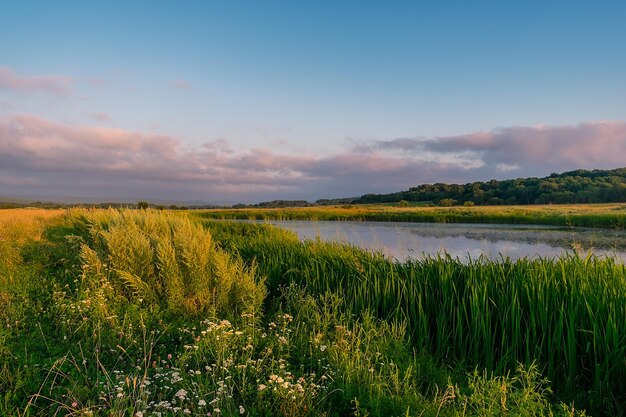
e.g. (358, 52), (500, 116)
(203, 202), (626, 216)
(384, 202), (626, 214)
(196, 203), (626, 228)
(0, 208), (64, 226)
(71, 209), (265, 317)
(0, 209), (64, 276)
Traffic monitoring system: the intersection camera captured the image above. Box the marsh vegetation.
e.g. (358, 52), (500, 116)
(1, 208), (624, 416)
(196, 203), (626, 229)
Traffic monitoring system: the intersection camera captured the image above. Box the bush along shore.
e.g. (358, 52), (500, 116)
(2, 208), (624, 416)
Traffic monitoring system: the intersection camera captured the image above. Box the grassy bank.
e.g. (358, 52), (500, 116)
(204, 220), (626, 415)
(3, 208), (622, 416)
(195, 203), (626, 229)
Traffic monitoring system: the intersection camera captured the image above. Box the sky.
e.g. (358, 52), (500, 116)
(1, 1), (626, 204)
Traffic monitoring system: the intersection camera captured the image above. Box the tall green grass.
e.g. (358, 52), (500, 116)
(205, 220), (626, 415)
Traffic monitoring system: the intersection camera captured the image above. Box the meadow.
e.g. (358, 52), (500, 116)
(1, 208), (624, 416)
(195, 203), (626, 229)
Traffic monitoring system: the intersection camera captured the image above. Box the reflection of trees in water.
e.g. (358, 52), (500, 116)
(256, 219), (626, 259)
(401, 225), (626, 251)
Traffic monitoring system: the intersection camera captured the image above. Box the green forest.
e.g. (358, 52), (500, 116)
(349, 167), (626, 206)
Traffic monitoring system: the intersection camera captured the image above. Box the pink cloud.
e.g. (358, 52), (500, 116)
(0, 67), (73, 96)
(368, 121), (626, 174)
(0, 114), (624, 202)
(0, 114), (435, 200)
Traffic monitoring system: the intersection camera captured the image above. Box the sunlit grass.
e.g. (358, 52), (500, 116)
(195, 203), (626, 228)
(0, 209), (64, 274)
(71, 208), (265, 317)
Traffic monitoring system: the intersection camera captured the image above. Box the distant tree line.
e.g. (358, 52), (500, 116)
(348, 168), (626, 206)
(227, 168), (626, 208)
(0, 201), (197, 210)
(233, 200), (312, 209)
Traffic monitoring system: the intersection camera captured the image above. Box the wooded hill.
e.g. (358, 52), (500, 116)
(323, 167), (626, 206)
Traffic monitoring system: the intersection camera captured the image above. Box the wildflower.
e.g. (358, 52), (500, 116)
(258, 384), (267, 391)
(198, 399), (207, 406)
(184, 409), (191, 414)
(135, 412), (144, 417)
(214, 408), (221, 414)
(167, 354), (173, 360)
(71, 402), (78, 408)
(239, 405), (245, 414)
(175, 389), (188, 399)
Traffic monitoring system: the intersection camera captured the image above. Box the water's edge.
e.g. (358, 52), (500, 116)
(218, 219), (626, 262)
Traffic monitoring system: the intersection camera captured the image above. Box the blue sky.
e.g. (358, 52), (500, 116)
(1, 1), (626, 203)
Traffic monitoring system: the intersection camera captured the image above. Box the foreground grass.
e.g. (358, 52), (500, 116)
(205, 220), (626, 415)
(195, 203), (626, 229)
(1, 208), (615, 416)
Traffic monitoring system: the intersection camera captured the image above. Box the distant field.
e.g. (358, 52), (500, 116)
(196, 203), (626, 228)
(0, 208), (65, 243)
(0, 208), (64, 222)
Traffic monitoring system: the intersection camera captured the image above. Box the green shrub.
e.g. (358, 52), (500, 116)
(439, 199), (458, 207)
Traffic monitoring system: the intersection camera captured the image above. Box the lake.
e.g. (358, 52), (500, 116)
(239, 220), (626, 262)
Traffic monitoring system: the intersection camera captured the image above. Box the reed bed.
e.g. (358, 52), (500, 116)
(196, 203), (626, 229)
(206, 220), (626, 414)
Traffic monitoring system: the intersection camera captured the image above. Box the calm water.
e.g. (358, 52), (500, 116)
(239, 220), (626, 262)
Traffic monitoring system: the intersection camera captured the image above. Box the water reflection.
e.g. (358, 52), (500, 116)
(241, 220), (626, 262)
